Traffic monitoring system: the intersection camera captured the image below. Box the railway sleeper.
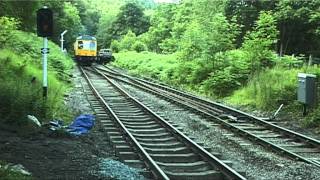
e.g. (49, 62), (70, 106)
(122, 121), (158, 126)
(109, 135), (123, 141)
(120, 119), (154, 123)
(288, 147), (320, 153)
(100, 122), (115, 126)
(118, 151), (139, 160)
(156, 161), (209, 171)
(124, 124), (162, 129)
(131, 132), (171, 138)
(149, 153), (200, 163)
(143, 146), (192, 154)
(115, 145), (133, 152)
(139, 141), (183, 149)
(111, 140), (128, 146)
(257, 134), (283, 138)
(102, 127), (119, 132)
(117, 115), (150, 119)
(160, 163), (213, 173)
(97, 116), (112, 120)
(279, 143), (311, 148)
(135, 137), (177, 143)
(165, 169), (223, 180)
(126, 128), (167, 134)
(237, 126), (266, 131)
(106, 131), (122, 136)
(115, 110), (144, 114)
(108, 105), (137, 109)
(123, 159), (146, 169)
(245, 130), (273, 134)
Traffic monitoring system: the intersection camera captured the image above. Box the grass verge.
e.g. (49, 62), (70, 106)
(114, 51), (320, 128)
(0, 49), (74, 129)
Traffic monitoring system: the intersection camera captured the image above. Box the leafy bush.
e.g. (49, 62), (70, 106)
(113, 51), (178, 81)
(132, 41), (147, 52)
(113, 31), (148, 53)
(241, 11), (279, 74)
(111, 40), (120, 53)
(118, 30), (137, 51)
(0, 17), (19, 48)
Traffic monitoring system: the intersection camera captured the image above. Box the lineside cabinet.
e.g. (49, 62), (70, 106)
(297, 73), (317, 106)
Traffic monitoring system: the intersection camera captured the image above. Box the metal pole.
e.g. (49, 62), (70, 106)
(60, 30), (67, 52)
(60, 35), (64, 51)
(43, 37), (48, 98)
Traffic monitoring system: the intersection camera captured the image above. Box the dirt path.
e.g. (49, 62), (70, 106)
(0, 121), (115, 179)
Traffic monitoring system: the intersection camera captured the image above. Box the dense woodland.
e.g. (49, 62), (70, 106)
(1, 0), (320, 127)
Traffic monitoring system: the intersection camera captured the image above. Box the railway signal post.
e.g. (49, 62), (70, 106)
(60, 30), (68, 52)
(37, 6), (53, 98)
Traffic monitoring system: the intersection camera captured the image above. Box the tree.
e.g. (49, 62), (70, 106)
(43, 1), (83, 51)
(125, 0), (156, 9)
(72, 0), (100, 35)
(225, 0), (277, 47)
(178, 13), (238, 62)
(275, 0), (320, 56)
(142, 4), (176, 53)
(242, 11), (279, 74)
(58, 2), (84, 50)
(0, 1), (39, 31)
(104, 3), (150, 46)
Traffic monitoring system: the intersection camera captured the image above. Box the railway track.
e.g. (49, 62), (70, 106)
(80, 66), (246, 180)
(96, 65), (320, 168)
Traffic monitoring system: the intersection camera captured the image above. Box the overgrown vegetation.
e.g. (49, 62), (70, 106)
(110, 0), (320, 128)
(1, 0), (320, 128)
(0, 17), (74, 128)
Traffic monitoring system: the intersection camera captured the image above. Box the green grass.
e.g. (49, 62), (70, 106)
(3, 30), (74, 81)
(114, 51), (320, 128)
(227, 65), (320, 128)
(0, 29), (76, 127)
(226, 66), (300, 110)
(227, 65), (320, 109)
(0, 28), (77, 128)
(113, 51), (179, 82)
(0, 49), (74, 127)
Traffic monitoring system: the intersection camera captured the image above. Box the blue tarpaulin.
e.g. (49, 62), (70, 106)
(67, 114), (95, 135)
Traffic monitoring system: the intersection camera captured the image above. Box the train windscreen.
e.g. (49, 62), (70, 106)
(78, 41), (96, 50)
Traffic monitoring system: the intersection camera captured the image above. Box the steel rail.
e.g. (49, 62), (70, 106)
(80, 66), (169, 180)
(100, 65), (320, 147)
(98, 65), (320, 167)
(93, 67), (247, 180)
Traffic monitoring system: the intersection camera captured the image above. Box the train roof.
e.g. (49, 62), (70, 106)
(76, 35), (96, 41)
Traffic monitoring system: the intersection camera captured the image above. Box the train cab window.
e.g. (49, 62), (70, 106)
(78, 41), (83, 49)
(90, 42), (96, 50)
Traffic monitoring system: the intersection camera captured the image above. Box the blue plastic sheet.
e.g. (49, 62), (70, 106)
(67, 114), (95, 135)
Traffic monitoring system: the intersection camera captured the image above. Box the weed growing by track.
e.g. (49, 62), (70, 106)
(0, 49), (74, 127)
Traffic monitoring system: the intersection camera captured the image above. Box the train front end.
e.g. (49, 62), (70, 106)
(74, 35), (97, 65)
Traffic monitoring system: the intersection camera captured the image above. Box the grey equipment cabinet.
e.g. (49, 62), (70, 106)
(297, 73), (317, 106)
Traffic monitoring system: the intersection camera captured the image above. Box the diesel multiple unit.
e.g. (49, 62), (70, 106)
(74, 35), (97, 65)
